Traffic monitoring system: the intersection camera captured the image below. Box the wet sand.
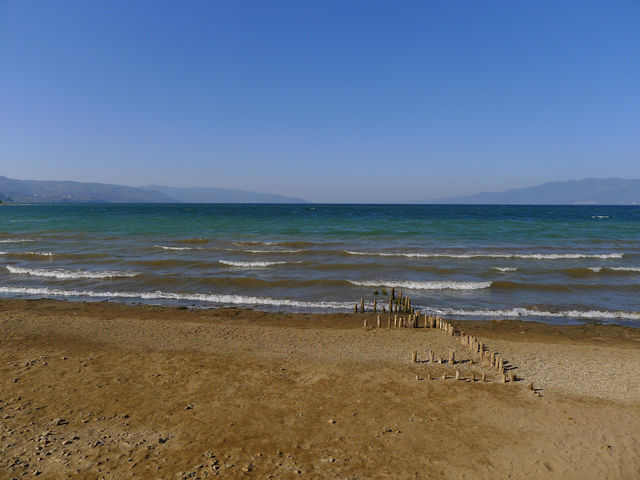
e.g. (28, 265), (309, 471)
(1, 299), (639, 479)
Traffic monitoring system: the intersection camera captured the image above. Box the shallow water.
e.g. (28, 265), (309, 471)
(1, 203), (639, 326)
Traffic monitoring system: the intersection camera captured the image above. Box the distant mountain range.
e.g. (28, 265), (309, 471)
(0, 176), (307, 203)
(2, 175), (639, 205)
(427, 178), (640, 205)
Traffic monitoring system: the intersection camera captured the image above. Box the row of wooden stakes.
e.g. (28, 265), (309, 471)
(362, 313), (452, 330)
(354, 288), (414, 314)
(361, 310), (525, 385)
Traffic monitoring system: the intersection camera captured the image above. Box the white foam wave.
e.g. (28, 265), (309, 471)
(243, 249), (303, 254)
(493, 267), (517, 272)
(591, 215), (610, 219)
(2, 251), (56, 256)
(0, 239), (33, 243)
(6, 265), (139, 280)
(421, 306), (640, 320)
(588, 267), (602, 272)
(345, 250), (623, 260)
(219, 260), (287, 268)
(609, 267), (640, 272)
(0, 286), (352, 310)
(348, 280), (491, 290)
(154, 245), (193, 251)
(234, 241), (278, 246)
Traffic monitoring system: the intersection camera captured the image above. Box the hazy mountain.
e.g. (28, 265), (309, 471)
(139, 185), (307, 203)
(426, 178), (640, 205)
(0, 176), (172, 203)
(0, 176), (307, 203)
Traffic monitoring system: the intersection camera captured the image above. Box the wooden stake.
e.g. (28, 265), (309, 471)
(376, 315), (381, 328)
(360, 297), (365, 313)
(394, 315), (398, 328)
(482, 372), (486, 382)
(373, 298), (377, 313)
(387, 316), (391, 329)
(441, 373), (447, 380)
(354, 304), (358, 313)
(363, 319), (368, 328)
(448, 348), (455, 365)
(429, 350), (435, 363)
(501, 373), (507, 383)
(490, 352), (496, 367)
(411, 350), (417, 363)
(455, 370), (460, 380)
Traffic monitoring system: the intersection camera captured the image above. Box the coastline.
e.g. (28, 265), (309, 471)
(1, 298), (639, 478)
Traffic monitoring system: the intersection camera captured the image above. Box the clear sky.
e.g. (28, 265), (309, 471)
(1, 1), (639, 202)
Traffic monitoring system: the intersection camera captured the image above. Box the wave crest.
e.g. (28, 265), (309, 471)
(0, 286), (352, 310)
(345, 250), (623, 260)
(219, 260), (287, 268)
(421, 306), (640, 320)
(348, 280), (491, 290)
(6, 265), (139, 279)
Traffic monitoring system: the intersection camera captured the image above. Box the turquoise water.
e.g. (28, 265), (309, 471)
(1, 203), (640, 326)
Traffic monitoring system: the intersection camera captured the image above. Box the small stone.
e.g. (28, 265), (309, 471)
(184, 404), (194, 410)
(328, 419), (336, 424)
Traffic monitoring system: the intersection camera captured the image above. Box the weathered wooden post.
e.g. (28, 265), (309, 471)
(448, 348), (455, 365)
(363, 318), (368, 328)
(354, 304), (358, 313)
(376, 315), (381, 328)
(482, 372), (486, 382)
(455, 370), (460, 380)
(429, 350), (435, 363)
(411, 350), (417, 363)
(387, 316), (391, 329)
(360, 297), (365, 313)
(373, 298), (377, 313)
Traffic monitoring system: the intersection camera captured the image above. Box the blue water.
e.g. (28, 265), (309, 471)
(1, 203), (639, 326)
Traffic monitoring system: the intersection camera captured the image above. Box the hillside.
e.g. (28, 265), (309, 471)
(0, 176), (306, 203)
(428, 178), (640, 205)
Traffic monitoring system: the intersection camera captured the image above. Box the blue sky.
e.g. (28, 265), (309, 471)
(1, 1), (639, 202)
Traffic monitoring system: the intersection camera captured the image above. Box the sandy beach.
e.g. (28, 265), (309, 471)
(1, 298), (639, 479)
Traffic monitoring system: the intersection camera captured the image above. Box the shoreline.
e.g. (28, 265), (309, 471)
(2, 298), (639, 478)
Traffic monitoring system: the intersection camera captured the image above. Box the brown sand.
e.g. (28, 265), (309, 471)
(1, 299), (639, 479)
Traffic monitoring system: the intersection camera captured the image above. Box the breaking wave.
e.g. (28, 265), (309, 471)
(348, 280), (492, 290)
(219, 260), (288, 268)
(0, 286), (352, 310)
(345, 251), (623, 260)
(421, 306), (640, 320)
(6, 265), (139, 280)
